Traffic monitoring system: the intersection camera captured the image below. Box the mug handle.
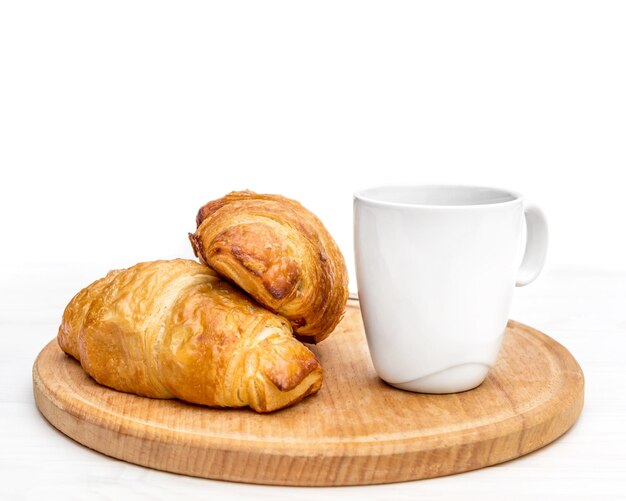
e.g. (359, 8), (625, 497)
(516, 202), (549, 287)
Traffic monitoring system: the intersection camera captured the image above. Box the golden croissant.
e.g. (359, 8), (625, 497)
(57, 259), (323, 413)
(189, 190), (349, 344)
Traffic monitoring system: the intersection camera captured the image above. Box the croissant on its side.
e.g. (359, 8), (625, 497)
(57, 259), (323, 413)
(189, 190), (349, 344)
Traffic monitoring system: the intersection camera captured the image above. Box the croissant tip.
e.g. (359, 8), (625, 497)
(188, 233), (199, 257)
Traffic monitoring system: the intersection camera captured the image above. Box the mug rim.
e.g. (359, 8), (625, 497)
(354, 184), (523, 209)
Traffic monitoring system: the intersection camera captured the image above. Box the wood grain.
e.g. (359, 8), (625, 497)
(32, 301), (584, 486)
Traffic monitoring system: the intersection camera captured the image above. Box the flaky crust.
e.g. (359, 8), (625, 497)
(57, 259), (322, 413)
(189, 191), (349, 344)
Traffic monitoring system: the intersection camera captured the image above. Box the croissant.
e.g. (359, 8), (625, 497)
(57, 259), (322, 413)
(189, 191), (349, 344)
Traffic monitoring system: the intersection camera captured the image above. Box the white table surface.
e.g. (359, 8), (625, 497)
(1, 264), (625, 500)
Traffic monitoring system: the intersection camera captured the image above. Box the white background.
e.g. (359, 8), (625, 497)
(2, 2), (626, 500)
(1, 1), (625, 283)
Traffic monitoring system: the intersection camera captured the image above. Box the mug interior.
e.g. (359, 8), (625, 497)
(355, 185), (520, 207)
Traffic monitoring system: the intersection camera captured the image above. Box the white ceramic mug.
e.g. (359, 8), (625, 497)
(354, 185), (548, 393)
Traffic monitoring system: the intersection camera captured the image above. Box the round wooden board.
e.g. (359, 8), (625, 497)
(33, 301), (584, 486)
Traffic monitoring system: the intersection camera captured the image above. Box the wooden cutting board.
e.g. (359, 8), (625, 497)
(33, 301), (584, 486)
